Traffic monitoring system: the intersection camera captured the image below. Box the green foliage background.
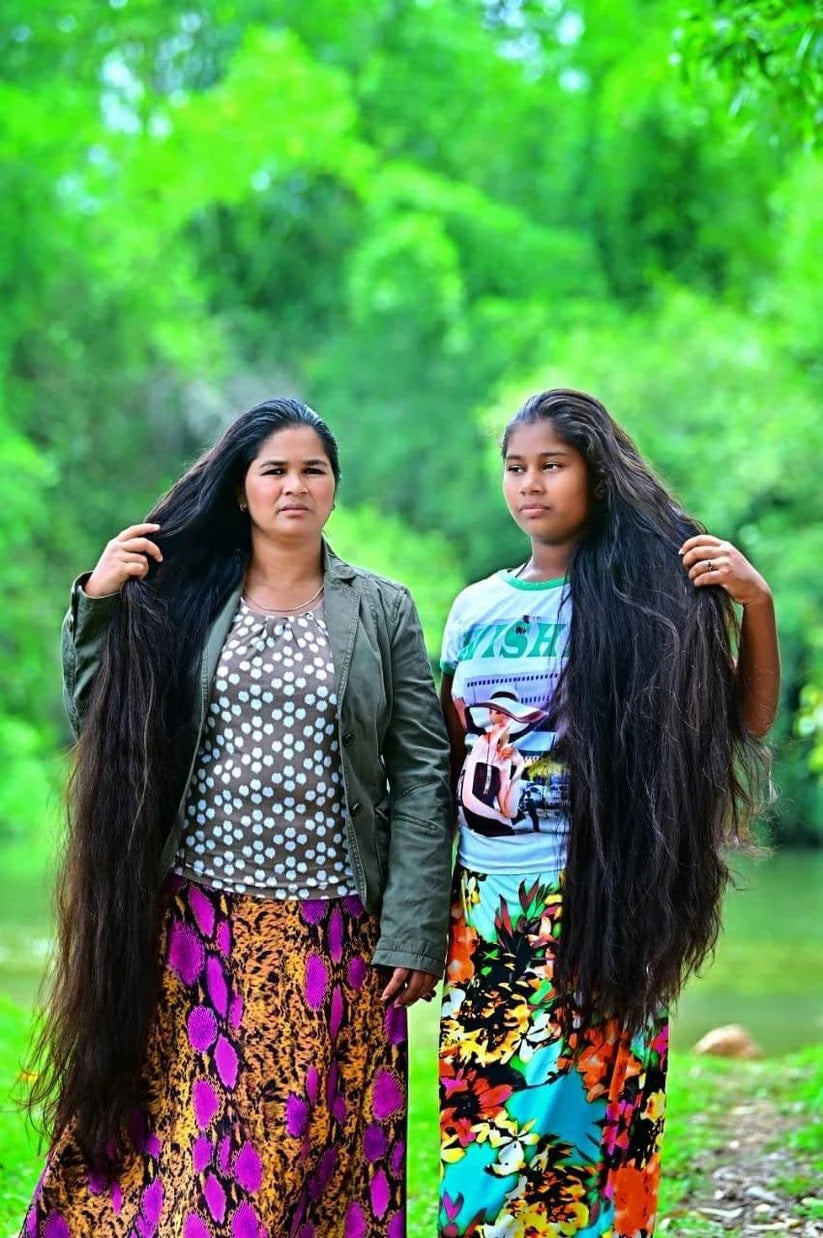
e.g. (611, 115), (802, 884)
(2, 0), (823, 845)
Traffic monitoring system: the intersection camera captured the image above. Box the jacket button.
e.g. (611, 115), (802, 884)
(342, 731), (354, 746)
(351, 801), (362, 815)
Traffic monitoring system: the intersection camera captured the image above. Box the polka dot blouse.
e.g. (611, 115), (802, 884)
(174, 597), (357, 900)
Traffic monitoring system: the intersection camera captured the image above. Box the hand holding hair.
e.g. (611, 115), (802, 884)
(681, 532), (779, 736)
(84, 522), (163, 597)
(679, 533), (772, 608)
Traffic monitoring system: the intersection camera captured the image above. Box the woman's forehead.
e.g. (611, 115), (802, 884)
(253, 425), (329, 461)
(505, 420), (573, 456)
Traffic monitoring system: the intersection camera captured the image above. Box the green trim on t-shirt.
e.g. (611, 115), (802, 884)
(498, 570), (567, 591)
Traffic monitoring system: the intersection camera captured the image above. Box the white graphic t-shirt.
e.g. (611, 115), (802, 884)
(441, 570), (571, 874)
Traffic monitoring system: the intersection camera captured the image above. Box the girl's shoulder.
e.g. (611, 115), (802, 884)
(447, 571), (512, 615)
(449, 568), (569, 617)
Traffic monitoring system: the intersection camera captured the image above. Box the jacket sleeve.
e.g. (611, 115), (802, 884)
(371, 587), (454, 976)
(61, 575), (120, 740)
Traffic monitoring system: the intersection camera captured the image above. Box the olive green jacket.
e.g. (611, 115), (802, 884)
(61, 546), (453, 976)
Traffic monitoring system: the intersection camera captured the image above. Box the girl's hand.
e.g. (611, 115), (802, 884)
(680, 534), (771, 608)
(380, 967), (438, 1008)
(85, 523), (163, 597)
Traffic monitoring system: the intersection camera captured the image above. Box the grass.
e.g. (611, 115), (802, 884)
(781, 1042), (823, 1208)
(0, 998), (43, 1234)
(3, 996), (822, 1235)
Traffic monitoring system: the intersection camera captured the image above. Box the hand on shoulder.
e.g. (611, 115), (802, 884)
(84, 522), (163, 597)
(679, 534), (772, 609)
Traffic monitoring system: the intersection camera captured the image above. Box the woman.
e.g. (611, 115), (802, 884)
(24, 398), (452, 1237)
(438, 389), (779, 1237)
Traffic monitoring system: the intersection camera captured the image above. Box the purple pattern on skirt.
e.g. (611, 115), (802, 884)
(304, 953), (329, 1009)
(21, 881), (407, 1237)
(372, 1068), (404, 1121)
(364, 1124), (388, 1162)
(187, 1005), (217, 1052)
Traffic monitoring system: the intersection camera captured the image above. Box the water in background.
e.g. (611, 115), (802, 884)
(673, 848), (823, 1054)
(1, 846), (821, 1055)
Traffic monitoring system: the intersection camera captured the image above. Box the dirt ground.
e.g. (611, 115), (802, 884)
(661, 1092), (823, 1237)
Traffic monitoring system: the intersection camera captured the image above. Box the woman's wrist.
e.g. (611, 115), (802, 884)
(741, 585), (773, 612)
(83, 572), (120, 599)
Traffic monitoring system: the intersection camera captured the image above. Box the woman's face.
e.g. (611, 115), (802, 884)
(241, 426), (336, 542)
(502, 420), (591, 546)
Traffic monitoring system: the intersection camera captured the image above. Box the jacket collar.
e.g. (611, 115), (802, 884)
(323, 539), (357, 583)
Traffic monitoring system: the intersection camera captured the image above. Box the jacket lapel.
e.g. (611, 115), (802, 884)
(323, 543), (359, 702)
(200, 583), (243, 719)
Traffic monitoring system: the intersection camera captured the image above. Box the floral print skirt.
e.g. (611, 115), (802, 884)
(23, 878), (408, 1238)
(439, 867), (668, 1238)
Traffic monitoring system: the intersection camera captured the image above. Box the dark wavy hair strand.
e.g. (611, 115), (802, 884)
(29, 398), (339, 1172)
(502, 388), (766, 1033)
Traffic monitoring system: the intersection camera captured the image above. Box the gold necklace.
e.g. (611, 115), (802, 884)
(243, 582), (324, 615)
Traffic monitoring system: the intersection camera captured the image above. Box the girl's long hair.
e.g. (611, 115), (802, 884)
(502, 389), (767, 1032)
(29, 397), (339, 1172)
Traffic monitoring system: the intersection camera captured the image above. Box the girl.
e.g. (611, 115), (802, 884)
(437, 388), (779, 1237)
(24, 398), (453, 1237)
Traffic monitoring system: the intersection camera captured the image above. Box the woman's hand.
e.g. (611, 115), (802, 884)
(681, 532), (779, 735)
(380, 967), (438, 1008)
(85, 523), (163, 597)
(679, 534), (771, 608)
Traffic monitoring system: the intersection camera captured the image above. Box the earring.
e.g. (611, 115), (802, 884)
(239, 501), (247, 511)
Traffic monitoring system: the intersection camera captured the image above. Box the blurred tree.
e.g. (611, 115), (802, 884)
(1, 0), (822, 844)
(326, 504), (463, 654)
(677, 0), (823, 145)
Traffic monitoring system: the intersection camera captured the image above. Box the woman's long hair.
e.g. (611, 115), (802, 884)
(502, 388), (768, 1032)
(29, 397), (340, 1171)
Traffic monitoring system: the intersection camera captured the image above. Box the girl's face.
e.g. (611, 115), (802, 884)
(241, 426), (336, 542)
(503, 420), (591, 547)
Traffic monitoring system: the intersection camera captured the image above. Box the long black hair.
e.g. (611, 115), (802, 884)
(502, 388), (766, 1032)
(29, 397), (339, 1171)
